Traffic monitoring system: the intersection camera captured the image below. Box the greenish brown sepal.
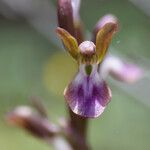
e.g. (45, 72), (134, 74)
(56, 27), (79, 60)
(96, 22), (118, 64)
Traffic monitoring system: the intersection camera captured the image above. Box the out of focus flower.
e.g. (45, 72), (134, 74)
(100, 55), (143, 83)
(6, 106), (59, 139)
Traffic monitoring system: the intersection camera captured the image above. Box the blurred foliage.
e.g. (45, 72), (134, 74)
(0, 0), (150, 150)
(43, 52), (77, 97)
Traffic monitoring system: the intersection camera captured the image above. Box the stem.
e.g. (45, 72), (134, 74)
(67, 107), (90, 150)
(57, 1), (89, 149)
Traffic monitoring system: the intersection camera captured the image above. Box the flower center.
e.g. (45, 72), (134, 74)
(79, 41), (97, 64)
(79, 41), (95, 54)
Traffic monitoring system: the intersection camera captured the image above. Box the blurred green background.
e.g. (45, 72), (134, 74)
(0, 0), (150, 149)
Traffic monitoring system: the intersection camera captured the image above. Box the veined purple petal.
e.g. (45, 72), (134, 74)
(64, 72), (111, 118)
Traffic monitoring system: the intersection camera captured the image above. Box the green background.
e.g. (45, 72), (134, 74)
(0, 0), (150, 149)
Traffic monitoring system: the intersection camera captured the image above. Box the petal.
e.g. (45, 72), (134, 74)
(64, 73), (111, 118)
(96, 16), (118, 63)
(96, 22), (118, 64)
(92, 14), (118, 43)
(56, 27), (79, 60)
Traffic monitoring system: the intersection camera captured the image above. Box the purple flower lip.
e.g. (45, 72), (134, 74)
(64, 69), (112, 118)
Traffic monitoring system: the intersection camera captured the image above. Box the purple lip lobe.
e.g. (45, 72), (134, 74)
(64, 75), (111, 118)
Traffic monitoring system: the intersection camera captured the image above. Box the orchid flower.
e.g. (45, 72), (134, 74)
(56, 16), (118, 118)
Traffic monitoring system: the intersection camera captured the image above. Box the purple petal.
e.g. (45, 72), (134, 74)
(64, 75), (111, 118)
